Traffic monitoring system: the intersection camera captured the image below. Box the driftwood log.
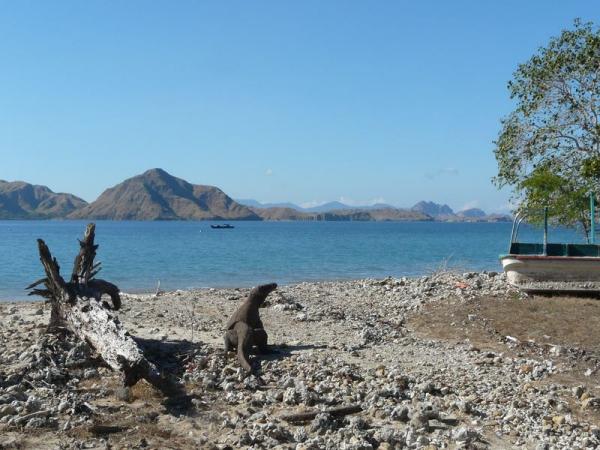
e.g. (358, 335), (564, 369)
(28, 223), (161, 387)
(280, 404), (363, 423)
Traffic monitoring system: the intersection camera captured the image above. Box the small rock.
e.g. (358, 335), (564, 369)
(83, 368), (98, 379)
(390, 405), (409, 422)
(115, 387), (133, 403)
(458, 400), (472, 414)
(25, 417), (46, 429)
(552, 415), (565, 427)
(0, 405), (17, 418)
(410, 412), (429, 431)
(572, 385), (585, 399)
(25, 397), (41, 413)
(452, 426), (480, 443)
(310, 413), (336, 434)
(582, 397), (600, 411)
(57, 400), (70, 413)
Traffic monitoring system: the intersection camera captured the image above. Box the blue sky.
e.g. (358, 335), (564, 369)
(1, 1), (599, 213)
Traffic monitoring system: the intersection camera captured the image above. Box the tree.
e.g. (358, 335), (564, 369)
(494, 19), (600, 240)
(516, 164), (591, 237)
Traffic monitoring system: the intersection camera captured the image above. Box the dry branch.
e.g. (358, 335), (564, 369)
(71, 223), (98, 284)
(280, 404), (363, 423)
(28, 223), (161, 387)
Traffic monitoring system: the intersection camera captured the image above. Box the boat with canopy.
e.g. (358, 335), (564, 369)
(500, 195), (600, 294)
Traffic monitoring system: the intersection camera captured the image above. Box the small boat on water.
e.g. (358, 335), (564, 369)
(211, 224), (235, 229)
(500, 199), (600, 294)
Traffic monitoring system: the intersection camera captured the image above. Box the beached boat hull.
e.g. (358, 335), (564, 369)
(500, 255), (600, 293)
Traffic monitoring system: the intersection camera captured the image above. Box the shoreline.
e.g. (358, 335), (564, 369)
(0, 218), (512, 223)
(1, 271), (505, 302)
(2, 272), (600, 448)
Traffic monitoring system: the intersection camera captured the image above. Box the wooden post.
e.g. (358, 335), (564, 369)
(591, 193), (596, 244)
(543, 207), (548, 256)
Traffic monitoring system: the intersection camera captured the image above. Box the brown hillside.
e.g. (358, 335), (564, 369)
(0, 180), (87, 219)
(68, 168), (260, 221)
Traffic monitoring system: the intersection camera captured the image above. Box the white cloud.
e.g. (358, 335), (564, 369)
(490, 200), (518, 214)
(339, 196), (387, 206)
(460, 200), (480, 211)
(299, 200), (327, 208)
(265, 168), (273, 176)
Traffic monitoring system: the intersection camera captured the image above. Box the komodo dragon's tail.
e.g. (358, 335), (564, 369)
(235, 322), (253, 372)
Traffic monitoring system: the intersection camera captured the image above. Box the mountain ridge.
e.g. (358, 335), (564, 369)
(240, 198), (510, 221)
(457, 207), (487, 218)
(68, 169), (260, 221)
(411, 200), (454, 217)
(251, 206), (432, 222)
(0, 180), (87, 219)
(0, 170), (511, 222)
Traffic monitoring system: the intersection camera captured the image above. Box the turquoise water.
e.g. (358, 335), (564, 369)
(0, 220), (584, 300)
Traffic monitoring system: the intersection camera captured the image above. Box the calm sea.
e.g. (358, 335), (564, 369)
(0, 220), (584, 300)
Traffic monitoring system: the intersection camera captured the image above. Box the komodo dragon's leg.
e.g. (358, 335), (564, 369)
(234, 322), (253, 372)
(253, 328), (269, 353)
(224, 329), (238, 353)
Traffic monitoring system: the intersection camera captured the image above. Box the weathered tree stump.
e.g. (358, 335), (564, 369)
(27, 223), (161, 387)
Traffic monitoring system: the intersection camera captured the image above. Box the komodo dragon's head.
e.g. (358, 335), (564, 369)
(248, 283), (278, 305)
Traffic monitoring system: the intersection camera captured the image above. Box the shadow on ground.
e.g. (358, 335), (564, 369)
(134, 337), (203, 415)
(256, 343), (328, 365)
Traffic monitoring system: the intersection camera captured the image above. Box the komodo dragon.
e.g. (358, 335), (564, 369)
(224, 283), (277, 372)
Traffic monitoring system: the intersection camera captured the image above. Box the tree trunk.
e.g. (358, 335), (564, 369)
(28, 223), (161, 387)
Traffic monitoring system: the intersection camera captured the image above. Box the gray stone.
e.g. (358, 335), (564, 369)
(83, 368), (98, 379)
(114, 387), (132, 403)
(0, 404), (17, 418)
(25, 417), (46, 428)
(572, 386), (585, 399)
(390, 405), (409, 422)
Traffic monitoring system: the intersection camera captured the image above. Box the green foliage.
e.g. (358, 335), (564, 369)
(494, 19), (600, 238)
(581, 156), (600, 179)
(517, 165), (590, 236)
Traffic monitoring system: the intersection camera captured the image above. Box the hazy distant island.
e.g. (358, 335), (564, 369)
(0, 168), (511, 222)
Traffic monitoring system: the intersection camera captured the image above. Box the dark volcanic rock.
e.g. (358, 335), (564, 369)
(0, 181), (87, 219)
(411, 201), (454, 218)
(69, 168), (260, 221)
(457, 208), (486, 218)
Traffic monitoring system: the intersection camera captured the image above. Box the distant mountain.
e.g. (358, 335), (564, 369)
(0, 174), (510, 223)
(303, 201), (352, 213)
(69, 169), (260, 221)
(251, 207), (312, 221)
(235, 198), (263, 208)
(485, 213), (512, 222)
(362, 207), (431, 221)
(238, 199), (395, 213)
(0, 180), (87, 219)
(305, 201), (398, 212)
(236, 198), (506, 223)
(457, 208), (486, 218)
(251, 206), (432, 222)
(411, 201), (454, 217)
(362, 203), (396, 211)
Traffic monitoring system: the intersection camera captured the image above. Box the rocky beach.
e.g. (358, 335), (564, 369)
(1, 272), (600, 449)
